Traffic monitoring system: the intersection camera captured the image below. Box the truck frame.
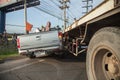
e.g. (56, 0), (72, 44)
(63, 0), (120, 80)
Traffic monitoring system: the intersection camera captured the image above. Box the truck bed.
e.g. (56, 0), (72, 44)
(17, 30), (61, 54)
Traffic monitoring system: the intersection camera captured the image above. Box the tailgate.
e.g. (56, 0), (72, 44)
(18, 31), (60, 50)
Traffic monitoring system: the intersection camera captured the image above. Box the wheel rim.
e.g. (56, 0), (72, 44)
(93, 48), (120, 80)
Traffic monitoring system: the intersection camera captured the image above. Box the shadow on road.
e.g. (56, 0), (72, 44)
(38, 52), (86, 63)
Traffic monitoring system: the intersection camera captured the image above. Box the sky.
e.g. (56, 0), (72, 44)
(5, 0), (103, 33)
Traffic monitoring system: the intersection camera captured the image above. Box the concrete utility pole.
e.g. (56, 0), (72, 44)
(24, 0), (29, 34)
(59, 0), (70, 29)
(82, 0), (93, 14)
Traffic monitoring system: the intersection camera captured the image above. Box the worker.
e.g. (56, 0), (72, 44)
(12, 33), (17, 44)
(45, 21), (51, 31)
(35, 28), (40, 33)
(41, 26), (45, 31)
(3, 30), (8, 46)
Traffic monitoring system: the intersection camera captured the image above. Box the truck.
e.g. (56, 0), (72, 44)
(17, 29), (63, 58)
(17, 0), (120, 80)
(62, 0), (120, 80)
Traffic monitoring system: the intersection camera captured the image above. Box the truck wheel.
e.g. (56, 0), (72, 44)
(87, 27), (120, 80)
(28, 52), (35, 59)
(54, 51), (68, 58)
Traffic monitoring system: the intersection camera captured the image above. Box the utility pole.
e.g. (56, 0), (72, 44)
(59, 0), (70, 29)
(82, 0), (93, 14)
(24, 0), (29, 34)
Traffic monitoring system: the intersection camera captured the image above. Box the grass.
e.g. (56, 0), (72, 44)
(0, 54), (18, 60)
(0, 40), (18, 59)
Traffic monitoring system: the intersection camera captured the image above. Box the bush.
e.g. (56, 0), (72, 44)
(0, 40), (18, 59)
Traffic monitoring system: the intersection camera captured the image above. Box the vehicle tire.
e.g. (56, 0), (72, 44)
(54, 51), (68, 58)
(28, 52), (35, 59)
(87, 27), (120, 80)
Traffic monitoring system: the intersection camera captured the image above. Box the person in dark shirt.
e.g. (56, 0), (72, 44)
(12, 33), (17, 44)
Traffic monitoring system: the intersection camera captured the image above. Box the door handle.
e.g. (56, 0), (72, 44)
(36, 36), (41, 40)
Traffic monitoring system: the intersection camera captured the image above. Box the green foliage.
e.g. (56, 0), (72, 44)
(0, 40), (18, 59)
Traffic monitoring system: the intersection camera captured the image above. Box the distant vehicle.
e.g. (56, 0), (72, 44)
(17, 29), (63, 58)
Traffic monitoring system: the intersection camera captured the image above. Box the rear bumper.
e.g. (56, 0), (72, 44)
(18, 45), (63, 55)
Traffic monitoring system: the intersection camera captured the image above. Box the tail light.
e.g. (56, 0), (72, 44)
(58, 32), (62, 40)
(17, 38), (20, 48)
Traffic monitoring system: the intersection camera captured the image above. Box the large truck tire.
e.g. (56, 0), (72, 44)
(87, 27), (120, 80)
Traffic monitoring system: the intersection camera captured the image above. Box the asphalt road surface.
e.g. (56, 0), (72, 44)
(0, 53), (87, 80)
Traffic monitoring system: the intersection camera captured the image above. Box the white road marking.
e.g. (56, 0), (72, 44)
(0, 59), (44, 74)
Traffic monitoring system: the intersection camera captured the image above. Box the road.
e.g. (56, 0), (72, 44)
(0, 54), (87, 80)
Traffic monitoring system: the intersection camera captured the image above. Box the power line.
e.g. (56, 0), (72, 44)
(6, 24), (38, 28)
(36, 0), (63, 19)
(67, 9), (75, 19)
(50, 0), (60, 7)
(34, 6), (64, 21)
(41, 2), (61, 16)
(68, 1), (82, 17)
(42, 0), (61, 11)
(35, 0), (73, 25)
(82, 0), (93, 14)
